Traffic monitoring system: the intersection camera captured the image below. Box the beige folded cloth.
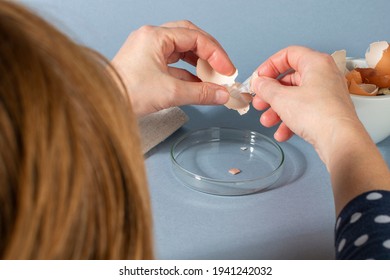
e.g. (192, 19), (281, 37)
(138, 107), (189, 154)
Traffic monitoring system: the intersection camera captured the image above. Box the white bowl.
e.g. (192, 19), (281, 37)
(347, 58), (390, 143)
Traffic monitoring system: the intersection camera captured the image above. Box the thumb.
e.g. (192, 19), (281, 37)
(173, 79), (230, 106)
(252, 76), (285, 106)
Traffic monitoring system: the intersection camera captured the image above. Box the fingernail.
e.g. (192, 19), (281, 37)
(215, 90), (230, 104)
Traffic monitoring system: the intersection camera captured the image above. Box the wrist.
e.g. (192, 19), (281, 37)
(315, 118), (390, 214)
(314, 118), (371, 169)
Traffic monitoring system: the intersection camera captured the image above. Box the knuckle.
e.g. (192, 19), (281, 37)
(198, 84), (211, 104)
(138, 25), (155, 33)
(319, 53), (335, 66)
(168, 81), (181, 106)
(132, 25), (156, 39)
(180, 19), (195, 27)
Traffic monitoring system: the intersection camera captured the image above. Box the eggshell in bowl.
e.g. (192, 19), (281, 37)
(347, 58), (390, 143)
(365, 41), (389, 69)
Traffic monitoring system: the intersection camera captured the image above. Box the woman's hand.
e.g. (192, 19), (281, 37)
(251, 46), (362, 164)
(112, 20), (235, 117)
(251, 46), (390, 213)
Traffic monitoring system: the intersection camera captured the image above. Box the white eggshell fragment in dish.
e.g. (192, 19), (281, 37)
(196, 59), (252, 115)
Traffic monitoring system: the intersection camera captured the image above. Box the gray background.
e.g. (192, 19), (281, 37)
(21, 0), (390, 82)
(18, 0), (390, 259)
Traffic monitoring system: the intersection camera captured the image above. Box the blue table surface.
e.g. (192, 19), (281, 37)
(145, 105), (390, 259)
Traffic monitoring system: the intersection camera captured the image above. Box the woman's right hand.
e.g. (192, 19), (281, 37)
(251, 46), (390, 213)
(250, 46), (364, 165)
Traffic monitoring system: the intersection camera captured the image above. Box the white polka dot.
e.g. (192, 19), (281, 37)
(336, 217), (341, 230)
(383, 240), (390, 249)
(350, 212), (362, 223)
(354, 234), (369, 246)
(366, 192), (383, 200)
(374, 215), (390, 224)
(338, 238), (346, 252)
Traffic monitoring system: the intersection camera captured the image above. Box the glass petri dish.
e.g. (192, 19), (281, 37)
(171, 127), (285, 195)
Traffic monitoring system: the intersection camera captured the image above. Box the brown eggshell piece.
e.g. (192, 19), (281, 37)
(355, 67), (390, 88)
(228, 168), (241, 175)
(345, 69), (362, 84)
(349, 79), (378, 96)
(375, 45), (390, 75)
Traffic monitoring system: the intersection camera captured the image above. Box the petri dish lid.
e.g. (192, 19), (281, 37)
(171, 127), (285, 195)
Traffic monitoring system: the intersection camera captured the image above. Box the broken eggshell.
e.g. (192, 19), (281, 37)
(357, 41), (390, 87)
(224, 83), (253, 115)
(331, 49), (348, 75)
(196, 58), (238, 85)
(348, 80), (379, 96)
(359, 41), (390, 88)
(365, 41), (390, 73)
(331, 49), (379, 95)
(196, 58), (252, 115)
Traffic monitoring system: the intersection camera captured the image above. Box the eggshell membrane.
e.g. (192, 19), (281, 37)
(224, 83), (253, 115)
(196, 59), (252, 115)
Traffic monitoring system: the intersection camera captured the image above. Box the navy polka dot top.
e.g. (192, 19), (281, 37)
(335, 190), (390, 259)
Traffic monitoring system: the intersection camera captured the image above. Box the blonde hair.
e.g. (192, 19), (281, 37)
(0, 1), (153, 259)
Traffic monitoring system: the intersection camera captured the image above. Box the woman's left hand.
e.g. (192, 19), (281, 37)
(112, 20), (236, 116)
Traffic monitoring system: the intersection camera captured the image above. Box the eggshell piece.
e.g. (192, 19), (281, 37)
(349, 79), (378, 96)
(378, 87), (390, 95)
(331, 50), (348, 74)
(196, 58), (238, 86)
(374, 45), (390, 75)
(355, 67), (390, 88)
(365, 41), (389, 69)
(345, 69), (362, 85)
(224, 83), (253, 115)
(196, 58), (251, 115)
(228, 168), (241, 175)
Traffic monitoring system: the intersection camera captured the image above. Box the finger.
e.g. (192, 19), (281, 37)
(161, 20), (203, 31)
(274, 122), (294, 142)
(181, 51), (199, 66)
(252, 96), (270, 111)
(260, 108), (281, 128)
(161, 20), (222, 48)
(256, 46), (321, 79)
(160, 27), (236, 76)
(167, 51), (199, 66)
(277, 71), (302, 86)
(251, 76), (286, 108)
(168, 67), (200, 82)
(171, 79), (230, 106)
